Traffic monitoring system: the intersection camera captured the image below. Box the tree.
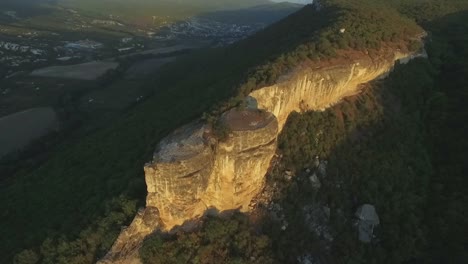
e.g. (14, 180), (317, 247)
(13, 250), (39, 264)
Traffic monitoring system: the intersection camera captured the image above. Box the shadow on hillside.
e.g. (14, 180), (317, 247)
(146, 56), (437, 263)
(197, 2), (303, 25)
(0, 3), (325, 263)
(8, 6), (468, 264)
(3, 2), (449, 262)
(135, 9), (468, 264)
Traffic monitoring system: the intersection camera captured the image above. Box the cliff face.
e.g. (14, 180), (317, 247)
(145, 109), (278, 227)
(250, 51), (411, 130)
(203, 110), (278, 214)
(145, 122), (215, 227)
(99, 49), (418, 264)
(99, 110), (278, 264)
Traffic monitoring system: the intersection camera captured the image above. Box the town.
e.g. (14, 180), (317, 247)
(0, 6), (271, 79)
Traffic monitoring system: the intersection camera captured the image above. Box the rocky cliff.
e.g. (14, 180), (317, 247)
(250, 50), (416, 130)
(99, 48), (422, 264)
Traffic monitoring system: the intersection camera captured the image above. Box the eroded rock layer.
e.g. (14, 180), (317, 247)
(203, 109), (278, 214)
(100, 48), (421, 264)
(250, 51), (412, 130)
(145, 122), (215, 226)
(143, 109), (279, 228)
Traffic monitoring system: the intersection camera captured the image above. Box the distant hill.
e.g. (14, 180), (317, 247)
(0, 0), (303, 38)
(1, 0), (57, 6)
(2, 0), (270, 7)
(271, 0), (312, 4)
(0, 0), (274, 21)
(57, 0), (273, 13)
(199, 2), (303, 25)
(53, 0), (295, 24)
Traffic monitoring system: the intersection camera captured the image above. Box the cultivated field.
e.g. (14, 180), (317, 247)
(118, 44), (201, 59)
(125, 57), (177, 79)
(0, 107), (58, 158)
(30, 61), (119, 80)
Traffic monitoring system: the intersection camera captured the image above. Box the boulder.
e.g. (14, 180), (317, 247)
(355, 204), (380, 243)
(309, 173), (321, 189)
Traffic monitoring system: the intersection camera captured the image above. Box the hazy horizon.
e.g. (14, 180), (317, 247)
(1, 0), (311, 6)
(271, 0), (311, 4)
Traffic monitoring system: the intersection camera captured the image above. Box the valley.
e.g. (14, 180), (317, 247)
(1, 1), (468, 264)
(0, 1), (301, 161)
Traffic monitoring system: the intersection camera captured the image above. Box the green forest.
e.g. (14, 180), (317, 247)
(139, 9), (468, 264)
(2, 0), (468, 263)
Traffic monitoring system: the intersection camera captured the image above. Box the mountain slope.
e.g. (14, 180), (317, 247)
(2, 0), (468, 263)
(57, 0), (273, 19)
(137, 8), (468, 264)
(199, 2), (303, 25)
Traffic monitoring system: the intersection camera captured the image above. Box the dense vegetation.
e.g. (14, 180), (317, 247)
(140, 214), (274, 264)
(141, 9), (468, 263)
(2, 0), (468, 263)
(1, 0), (273, 24)
(140, 59), (433, 264)
(274, 10), (468, 263)
(58, 0), (273, 21)
(141, 5), (468, 264)
(266, 60), (434, 263)
(422, 11), (468, 262)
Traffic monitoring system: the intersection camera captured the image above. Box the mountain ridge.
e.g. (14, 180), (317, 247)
(3, 1), (468, 263)
(99, 44), (424, 264)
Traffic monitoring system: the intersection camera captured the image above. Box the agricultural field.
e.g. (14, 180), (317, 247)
(0, 107), (58, 158)
(124, 57), (177, 79)
(119, 44), (201, 58)
(0, 76), (97, 117)
(30, 61), (119, 80)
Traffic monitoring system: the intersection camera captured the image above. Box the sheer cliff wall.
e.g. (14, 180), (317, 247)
(250, 51), (412, 130)
(98, 48), (421, 264)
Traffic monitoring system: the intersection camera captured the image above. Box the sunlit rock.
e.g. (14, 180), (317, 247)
(101, 47), (423, 264)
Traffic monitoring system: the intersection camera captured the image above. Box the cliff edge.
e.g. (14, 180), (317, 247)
(98, 46), (425, 264)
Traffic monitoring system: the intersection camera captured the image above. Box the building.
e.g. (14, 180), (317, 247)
(65, 39), (103, 50)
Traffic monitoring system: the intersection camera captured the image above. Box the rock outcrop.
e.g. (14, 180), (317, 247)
(250, 50), (412, 130)
(99, 109), (278, 264)
(146, 108), (278, 223)
(145, 122), (215, 227)
(355, 204), (380, 243)
(143, 109), (279, 228)
(99, 47), (423, 264)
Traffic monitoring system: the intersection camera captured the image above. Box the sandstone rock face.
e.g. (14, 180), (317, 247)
(144, 110), (278, 228)
(100, 49), (420, 264)
(250, 51), (412, 130)
(203, 110), (278, 214)
(145, 122), (215, 226)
